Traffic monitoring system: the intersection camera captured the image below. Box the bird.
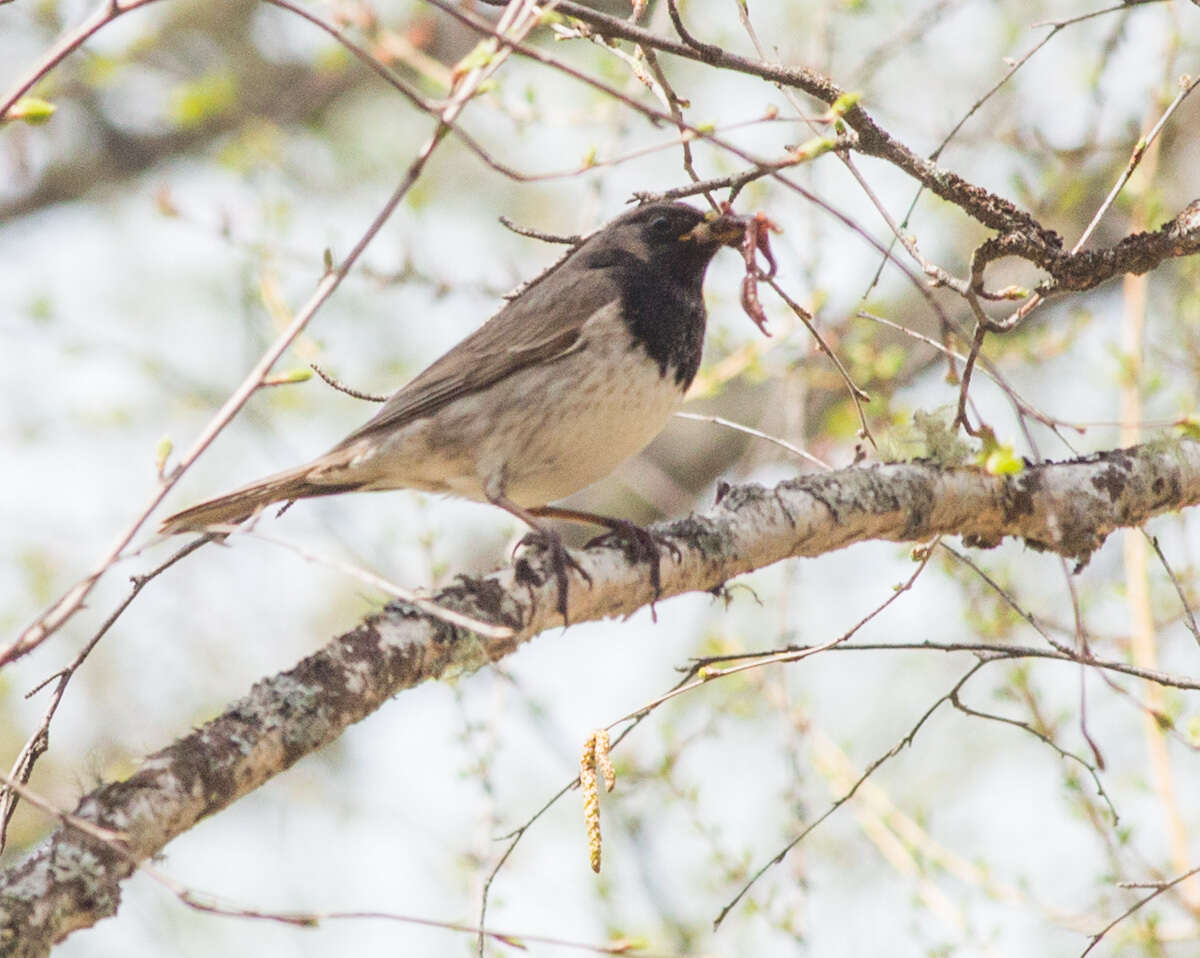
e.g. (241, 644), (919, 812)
(159, 201), (748, 618)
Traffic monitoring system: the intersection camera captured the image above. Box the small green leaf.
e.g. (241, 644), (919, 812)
(790, 135), (837, 161)
(453, 39), (497, 78)
(831, 91), (861, 116)
(1177, 416), (1200, 440)
(5, 96), (56, 125)
(981, 444), (1024, 476)
(154, 436), (173, 476)
(262, 368), (313, 386)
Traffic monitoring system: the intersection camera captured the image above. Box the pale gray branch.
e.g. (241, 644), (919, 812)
(4, 438), (1200, 955)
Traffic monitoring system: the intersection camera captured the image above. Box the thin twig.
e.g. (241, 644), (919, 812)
(0, 773), (130, 848)
(242, 530), (513, 640)
(1080, 863), (1200, 956)
(619, 544), (936, 733)
(692, 639), (1200, 692)
(5, 0), (533, 666)
(862, 2), (1149, 296)
(714, 660), (986, 928)
(0, 536), (208, 852)
(672, 412), (832, 470)
(309, 363), (388, 402)
(856, 310), (1083, 444)
(766, 277), (874, 444)
(1148, 534), (1200, 649)
(1000, 68), (1200, 327)
(2, 768), (667, 956)
(953, 320), (987, 434)
(477, 707), (663, 956)
(948, 689), (1116, 822)
(427, 0), (956, 339)
(939, 544), (1078, 657)
(1074, 74), (1200, 252)
(1, 0), (160, 118)
(497, 216), (580, 244)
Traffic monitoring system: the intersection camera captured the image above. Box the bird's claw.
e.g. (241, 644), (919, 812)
(514, 529), (591, 624)
(585, 520), (678, 605)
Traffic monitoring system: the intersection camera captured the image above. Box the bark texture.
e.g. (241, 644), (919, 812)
(3, 439), (1200, 956)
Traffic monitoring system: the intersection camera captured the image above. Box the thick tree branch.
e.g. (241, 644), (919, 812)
(4, 439), (1200, 954)
(971, 199), (1200, 308)
(554, 3), (1200, 306)
(555, 0), (1060, 243)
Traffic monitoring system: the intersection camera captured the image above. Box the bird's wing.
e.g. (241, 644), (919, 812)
(330, 256), (620, 450)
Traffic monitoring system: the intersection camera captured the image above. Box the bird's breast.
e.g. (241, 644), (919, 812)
(343, 302), (693, 508)
(473, 301), (689, 507)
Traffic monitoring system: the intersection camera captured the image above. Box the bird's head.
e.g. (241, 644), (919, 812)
(609, 202), (746, 268)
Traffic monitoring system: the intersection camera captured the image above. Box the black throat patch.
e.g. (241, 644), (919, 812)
(581, 246), (711, 389)
(621, 270), (707, 389)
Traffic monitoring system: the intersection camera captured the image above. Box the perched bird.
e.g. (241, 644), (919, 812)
(160, 201), (747, 616)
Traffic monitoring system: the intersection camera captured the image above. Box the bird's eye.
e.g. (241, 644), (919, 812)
(648, 213), (676, 239)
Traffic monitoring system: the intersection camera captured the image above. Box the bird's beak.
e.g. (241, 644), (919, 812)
(681, 212), (746, 248)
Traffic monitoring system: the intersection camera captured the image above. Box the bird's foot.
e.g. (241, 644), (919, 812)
(514, 529), (591, 624)
(585, 520), (680, 608)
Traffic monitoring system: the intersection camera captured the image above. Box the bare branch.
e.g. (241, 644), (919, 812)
(714, 661), (987, 927)
(3, 0), (543, 667)
(1081, 863), (1200, 956)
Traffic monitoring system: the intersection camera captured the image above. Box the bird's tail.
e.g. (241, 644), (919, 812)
(158, 465), (360, 536)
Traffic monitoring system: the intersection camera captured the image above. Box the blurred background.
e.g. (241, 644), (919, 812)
(3, 0), (1200, 954)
